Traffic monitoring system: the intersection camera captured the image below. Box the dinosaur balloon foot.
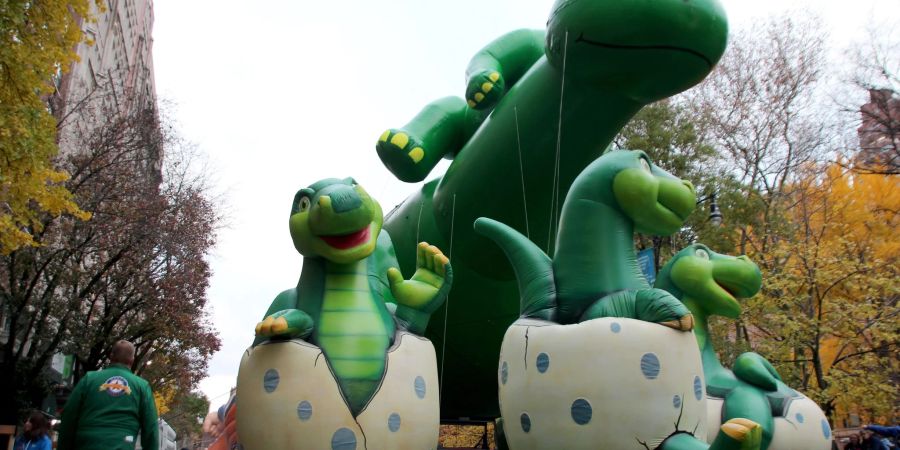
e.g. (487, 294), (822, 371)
(660, 313), (695, 331)
(716, 418), (763, 450)
(376, 129), (430, 182)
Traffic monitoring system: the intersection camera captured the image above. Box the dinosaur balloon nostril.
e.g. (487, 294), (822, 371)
(682, 180), (695, 193)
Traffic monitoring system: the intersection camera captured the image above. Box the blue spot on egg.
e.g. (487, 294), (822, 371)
(796, 413), (804, 423)
(571, 398), (592, 425)
(501, 361), (508, 384)
(263, 369), (279, 393)
(331, 428), (356, 450)
(414, 376), (426, 399)
(693, 376), (703, 400)
(296, 401), (312, 421)
(536, 353), (550, 373)
(821, 419), (831, 439)
(611, 322), (621, 333)
(520, 413), (531, 433)
(640, 353), (660, 379)
(673, 395), (682, 408)
(388, 413), (401, 432)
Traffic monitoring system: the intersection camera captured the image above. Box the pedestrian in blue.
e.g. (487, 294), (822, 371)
(13, 411), (52, 450)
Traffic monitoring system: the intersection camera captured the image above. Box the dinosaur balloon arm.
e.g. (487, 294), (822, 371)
(376, 97), (474, 183)
(254, 308), (314, 341)
(733, 352), (782, 391)
(252, 288), (304, 346)
(465, 29), (546, 85)
(474, 217), (556, 320)
(387, 242), (453, 334)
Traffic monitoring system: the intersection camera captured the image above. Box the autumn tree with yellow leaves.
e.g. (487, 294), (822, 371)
(627, 14), (900, 424)
(0, 0), (100, 253)
(743, 164), (899, 421)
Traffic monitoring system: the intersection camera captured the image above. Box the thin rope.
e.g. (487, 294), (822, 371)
(439, 194), (456, 407)
(548, 30), (568, 254)
(515, 106), (531, 239)
(415, 201), (424, 249)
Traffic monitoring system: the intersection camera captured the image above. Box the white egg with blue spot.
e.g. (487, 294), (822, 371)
(498, 318), (708, 449)
(236, 331), (439, 449)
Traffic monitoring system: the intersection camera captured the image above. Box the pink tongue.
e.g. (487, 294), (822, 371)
(320, 227), (370, 250)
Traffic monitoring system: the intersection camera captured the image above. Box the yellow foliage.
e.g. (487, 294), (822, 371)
(0, 0), (99, 254)
(154, 387), (177, 416)
(743, 162), (899, 420)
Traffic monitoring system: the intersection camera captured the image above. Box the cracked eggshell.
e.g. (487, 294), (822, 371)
(707, 393), (832, 450)
(236, 331), (439, 450)
(498, 318), (707, 450)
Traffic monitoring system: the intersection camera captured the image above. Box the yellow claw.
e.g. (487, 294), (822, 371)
(258, 316), (275, 335)
(272, 317), (288, 333)
(390, 132), (409, 149)
(408, 147), (425, 163)
(720, 418), (758, 441)
(482, 82), (493, 93)
(467, 99), (477, 108)
(378, 130), (391, 142)
(489, 72), (500, 82)
(474, 92), (485, 102)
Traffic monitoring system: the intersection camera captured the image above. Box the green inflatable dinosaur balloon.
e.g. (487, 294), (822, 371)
(475, 149), (697, 328)
(482, 150), (763, 450)
(656, 245), (834, 450)
(234, 178), (453, 449)
(379, 0), (730, 418)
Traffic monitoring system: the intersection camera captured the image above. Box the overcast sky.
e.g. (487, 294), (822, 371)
(150, 0), (899, 411)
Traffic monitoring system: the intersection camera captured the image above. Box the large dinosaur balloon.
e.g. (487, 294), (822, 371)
(656, 244), (833, 450)
(235, 178), (453, 449)
(478, 150), (762, 450)
(378, 0), (729, 417)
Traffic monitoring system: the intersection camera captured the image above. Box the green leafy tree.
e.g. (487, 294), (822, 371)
(161, 391), (211, 444)
(0, 99), (220, 423)
(0, 0), (101, 253)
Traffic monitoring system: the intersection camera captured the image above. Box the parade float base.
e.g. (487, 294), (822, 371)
(236, 331), (439, 450)
(498, 317), (709, 450)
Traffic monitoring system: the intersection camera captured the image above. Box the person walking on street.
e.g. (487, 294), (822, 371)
(13, 411), (52, 450)
(57, 340), (159, 450)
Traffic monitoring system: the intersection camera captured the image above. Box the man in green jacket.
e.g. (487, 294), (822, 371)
(58, 340), (159, 450)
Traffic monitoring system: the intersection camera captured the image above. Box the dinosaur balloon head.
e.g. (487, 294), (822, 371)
(545, 0), (728, 102)
(656, 243), (762, 318)
(289, 177), (384, 264)
(587, 150), (697, 236)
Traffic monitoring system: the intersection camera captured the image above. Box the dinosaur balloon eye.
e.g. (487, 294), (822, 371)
(298, 197), (311, 212)
(695, 249), (710, 260)
(640, 158), (652, 173)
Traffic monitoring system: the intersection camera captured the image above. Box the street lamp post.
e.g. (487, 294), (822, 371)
(697, 191), (723, 226)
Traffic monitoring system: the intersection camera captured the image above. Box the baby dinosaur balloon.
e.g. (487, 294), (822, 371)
(236, 178), (453, 450)
(656, 244), (833, 450)
(478, 150), (763, 449)
(378, 0), (729, 417)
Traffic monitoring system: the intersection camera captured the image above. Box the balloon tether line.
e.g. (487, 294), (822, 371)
(439, 194), (456, 408)
(548, 30), (568, 255)
(515, 106), (531, 239)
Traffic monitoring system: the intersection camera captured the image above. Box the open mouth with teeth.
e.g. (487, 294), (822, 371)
(319, 226), (371, 250)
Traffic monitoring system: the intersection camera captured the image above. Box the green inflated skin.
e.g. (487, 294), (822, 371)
(656, 244), (797, 450)
(253, 178), (452, 417)
(379, 0), (729, 418)
(475, 149), (696, 327)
